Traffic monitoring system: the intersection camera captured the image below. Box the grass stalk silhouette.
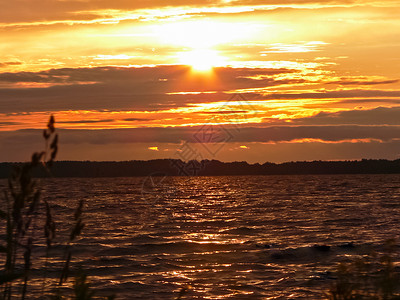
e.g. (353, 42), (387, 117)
(0, 116), (112, 299)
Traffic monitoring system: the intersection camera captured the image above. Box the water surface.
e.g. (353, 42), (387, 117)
(3, 174), (400, 299)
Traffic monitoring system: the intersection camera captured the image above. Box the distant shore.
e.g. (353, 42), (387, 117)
(1, 159), (400, 178)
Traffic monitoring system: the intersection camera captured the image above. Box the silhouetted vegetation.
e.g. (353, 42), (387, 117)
(1, 159), (400, 178)
(327, 240), (400, 299)
(0, 117), (112, 299)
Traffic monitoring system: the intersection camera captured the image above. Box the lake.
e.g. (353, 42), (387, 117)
(2, 174), (400, 299)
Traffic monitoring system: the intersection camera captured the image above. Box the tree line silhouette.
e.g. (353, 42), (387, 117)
(1, 158), (400, 178)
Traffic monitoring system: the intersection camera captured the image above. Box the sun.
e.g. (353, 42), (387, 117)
(154, 20), (243, 71)
(178, 49), (225, 71)
(156, 20), (240, 48)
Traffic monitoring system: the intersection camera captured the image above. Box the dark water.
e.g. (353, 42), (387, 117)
(2, 174), (400, 299)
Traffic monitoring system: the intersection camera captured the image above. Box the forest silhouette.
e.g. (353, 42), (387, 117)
(1, 159), (400, 178)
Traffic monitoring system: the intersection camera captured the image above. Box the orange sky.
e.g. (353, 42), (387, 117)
(1, 0), (400, 162)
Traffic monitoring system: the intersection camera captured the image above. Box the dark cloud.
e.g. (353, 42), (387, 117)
(0, 121), (21, 126)
(0, 72), (69, 83)
(0, 62), (23, 68)
(229, 0), (354, 5)
(0, 65), (295, 85)
(333, 99), (400, 105)
(327, 79), (399, 86)
(256, 90), (400, 100)
(2, 125), (400, 146)
(0, 66), (399, 115)
(2, 124), (400, 162)
(123, 118), (154, 121)
(230, 125), (400, 143)
(58, 119), (115, 124)
(0, 65), (298, 113)
(290, 106), (400, 125)
(199, 110), (248, 114)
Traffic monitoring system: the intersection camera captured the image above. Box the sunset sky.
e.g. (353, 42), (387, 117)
(1, 0), (400, 163)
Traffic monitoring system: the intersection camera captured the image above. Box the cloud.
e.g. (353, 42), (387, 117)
(256, 89), (400, 100)
(2, 125), (400, 146)
(0, 72), (69, 83)
(261, 41), (328, 53)
(2, 124), (400, 162)
(199, 110), (248, 114)
(1, 0), (397, 24)
(290, 107), (400, 125)
(58, 119), (115, 124)
(230, 125), (400, 143)
(0, 121), (22, 126)
(0, 65), (296, 85)
(123, 118), (154, 121)
(327, 79), (399, 86)
(0, 66), (398, 118)
(1, 0), (398, 33)
(0, 65), (299, 113)
(0, 62), (23, 68)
